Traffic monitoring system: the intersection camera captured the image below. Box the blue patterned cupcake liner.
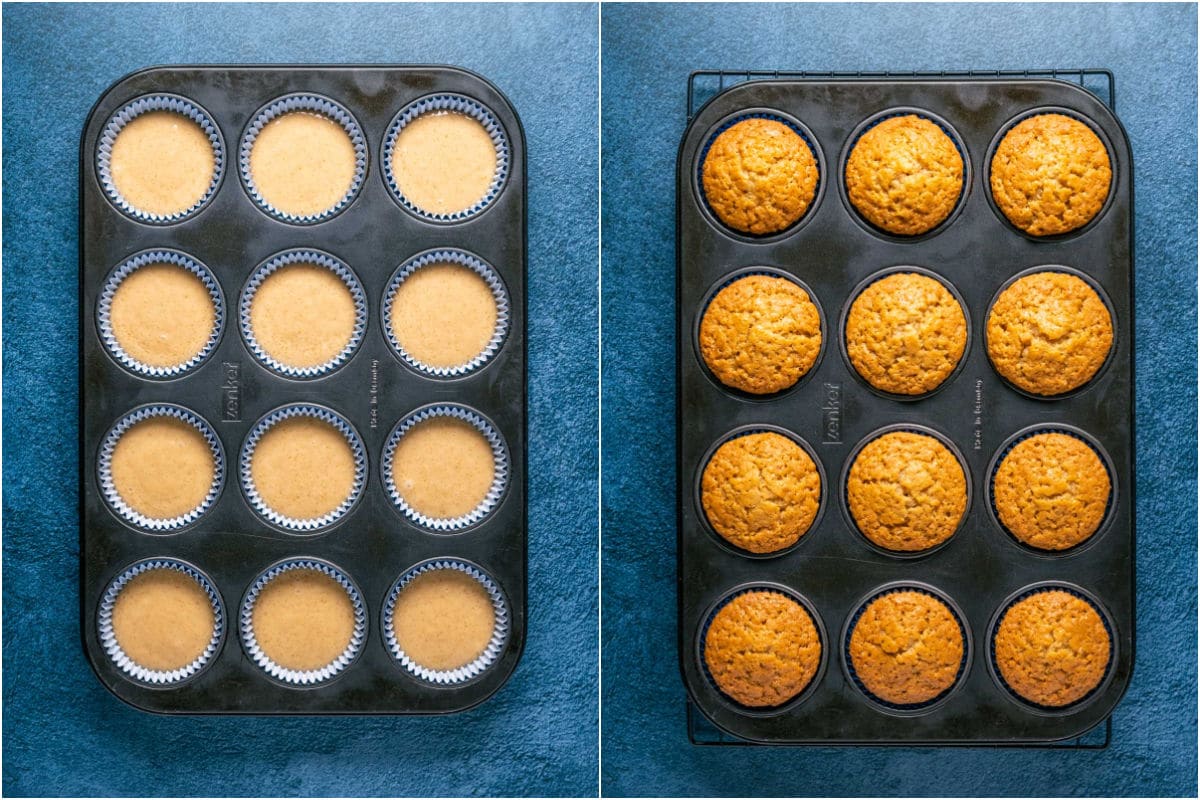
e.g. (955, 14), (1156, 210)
(383, 559), (509, 685)
(95, 93), (225, 224)
(240, 558), (367, 686)
(382, 248), (511, 378)
(382, 93), (510, 222)
(238, 93), (367, 225)
(239, 249), (367, 379)
(96, 249), (225, 379)
(98, 558), (225, 686)
(240, 404), (367, 533)
(98, 404), (224, 533)
(382, 405), (509, 532)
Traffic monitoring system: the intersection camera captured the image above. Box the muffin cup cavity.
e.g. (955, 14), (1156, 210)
(382, 248), (511, 378)
(98, 404), (225, 533)
(382, 93), (511, 223)
(382, 404), (509, 532)
(238, 93), (367, 225)
(382, 559), (510, 685)
(97, 558), (225, 686)
(240, 558), (367, 687)
(239, 404), (367, 533)
(95, 93), (225, 224)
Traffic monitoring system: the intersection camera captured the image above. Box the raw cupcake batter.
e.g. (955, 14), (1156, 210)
(109, 263), (215, 368)
(392, 569), (496, 671)
(112, 568), (214, 672)
(110, 416), (215, 520)
(391, 417), (495, 520)
(390, 262), (498, 368)
(250, 416), (356, 521)
(252, 569), (355, 672)
(109, 110), (215, 216)
(390, 111), (498, 215)
(249, 263), (357, 369)
(249, 111), (357, 217)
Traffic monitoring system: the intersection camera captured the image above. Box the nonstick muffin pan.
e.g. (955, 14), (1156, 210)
(80, 65), (526, 714)
(676, 76), (1133, 744)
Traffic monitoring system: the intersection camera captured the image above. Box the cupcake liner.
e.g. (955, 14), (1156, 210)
(381, 93), (511, 222)
(240, 404), (367, 533)
(238, 93), (367, 225)
(97, 558), (225, 686)
(96, 249), (225, 379)
(96, 93), (225, 224)
(382, 248), (511, 378)
(383, 405), (509, 532)
(239, 249), (367, 379)
(98, 404), (225, 533)
(240, 558), (367, 686)
(383, 559), (510, 685)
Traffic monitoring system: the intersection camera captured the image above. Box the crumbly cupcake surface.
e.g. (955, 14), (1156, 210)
(845, 115), (964, 235)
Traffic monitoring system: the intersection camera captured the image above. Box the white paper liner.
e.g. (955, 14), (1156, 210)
(382, 559), (509, 685)
(382, 248), (511, 377)
(382, 93), (510, 222)
(96, 249), (225, 379)
(382, 405), (509, 531)
(97, 558), (225, 686)
(98, 404), (225, 532)
(239, 249), (367, 379)
(240, 558), (367, 686)
(95, 94), (224, 224)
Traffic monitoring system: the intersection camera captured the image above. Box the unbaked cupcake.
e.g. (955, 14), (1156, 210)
(106, 107), (217, 218)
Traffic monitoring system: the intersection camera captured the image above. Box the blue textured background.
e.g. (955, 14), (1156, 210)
(601, 3), (1197, 796)
(2, 3), (598, 797)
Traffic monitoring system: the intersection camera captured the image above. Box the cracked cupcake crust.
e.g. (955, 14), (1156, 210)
(701, 432), (821, 554)
(986, 271), (1113, 396)
(994, 433), (1111, 551)
(698, 275), (822, 395)
(990, 113), (1112, 236)
(994, 590), (1111, 707)
(702, 118), (819, 235)
(845, 272), (967, 395)
(704, 590), (821, 708)
(847, 431), (967, 552)
(849, 590), (964, 705)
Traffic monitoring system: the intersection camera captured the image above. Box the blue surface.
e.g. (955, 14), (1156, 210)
(601, 3), (1197, 796)
(2, 3), (598, 797)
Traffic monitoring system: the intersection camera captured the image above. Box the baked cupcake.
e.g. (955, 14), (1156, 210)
(701, 118), (819, 235)
(847, 430), (967, 552)
(389, 564), (502, 679)
(844, 272), (967, 395)
(986, 271), (1113, 396)
(107, 108), (216, 218)
(107, 563), (218, 679)
(993, 432), (1111, 550)
(700, 431), (821, 554)
(703, 590), (821, 707)
(698, 274), (822, 395)
(993, 589), (1111, 707)
(990, 113), (1112, 236)
(848, 589), (965, 706)
(845, 115), (964, 235)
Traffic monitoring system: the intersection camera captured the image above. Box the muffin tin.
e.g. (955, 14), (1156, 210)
(677, 75), (1133, 744)
(80, 65), (526, 714)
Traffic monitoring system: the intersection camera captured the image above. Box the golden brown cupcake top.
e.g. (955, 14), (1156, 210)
(698, 274), (822, 395)
(844, 272), (967, 395)
(994, 589), (1111, 707)
(990, 113), (1112, 236)
(993, 432), (1111, 551)
(986, 271), (1113, 396)
(701, 432), (821, 554)
(847, 431), (967, 552)
(702, 118), (819, 235)
(848, 590), (964, 705)
(703, 590), (821, 707)
(846, 115), (964, 235)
